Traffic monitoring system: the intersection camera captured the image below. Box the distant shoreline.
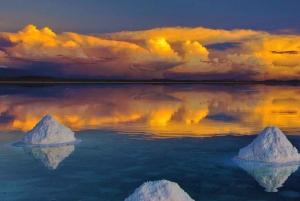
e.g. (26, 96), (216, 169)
(0, 76), (300, 85)
(0, 81), (300, 85)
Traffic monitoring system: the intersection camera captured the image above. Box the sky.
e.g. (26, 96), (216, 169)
(0, 0), (300, 80)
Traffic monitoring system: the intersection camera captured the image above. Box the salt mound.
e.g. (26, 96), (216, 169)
(238, 126), (300, 163)
(234, 159), (299, 192)
(22, 115), (76, 145)
(125, 180), (194, 201)
(23, 145), (74, 170)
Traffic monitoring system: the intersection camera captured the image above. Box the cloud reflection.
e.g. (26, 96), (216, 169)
(0, 85), (300, 138)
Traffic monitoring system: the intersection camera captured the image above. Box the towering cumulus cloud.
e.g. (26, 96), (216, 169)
(0, 25), (300, 80)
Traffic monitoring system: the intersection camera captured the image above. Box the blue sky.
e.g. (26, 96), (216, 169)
(1, 0), (300, 33)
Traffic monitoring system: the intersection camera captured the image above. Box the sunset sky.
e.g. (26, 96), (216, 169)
(1, 0), (300, 80)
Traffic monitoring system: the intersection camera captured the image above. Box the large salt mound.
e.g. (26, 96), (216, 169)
(234, 159), (299, 192)
(125, 180), (194, 201)
(23, 145), (74, 170)
(22, 115), (76, 145)
(238, 126), (300, 163)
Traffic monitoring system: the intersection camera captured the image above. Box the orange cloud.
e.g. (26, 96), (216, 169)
(226, 35), (300, 79)
(0, 24), (300, 80)
(101, 27), (265, 45)
(3, 25), (147, 59)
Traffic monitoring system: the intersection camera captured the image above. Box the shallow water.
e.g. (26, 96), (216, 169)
(0, 84), (300, 200)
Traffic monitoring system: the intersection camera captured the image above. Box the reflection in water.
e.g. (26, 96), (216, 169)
(0, 85), (300, 138)
(234, 159), (299, 192)
(23, 145), (74, 170)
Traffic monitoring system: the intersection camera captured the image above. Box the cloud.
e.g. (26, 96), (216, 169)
(206, 42), (241, 51)
(0, 50), (7, 58)
(100, 27), (265, 46)
(271, 50), (298, 54)
(165, 68), (260, 81)
(0, 24), (300, 80)
(0, 35), (14, 51)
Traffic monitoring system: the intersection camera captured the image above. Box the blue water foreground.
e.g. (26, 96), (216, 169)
(1, 130), (300, 200)
(1, 84), (300, 200)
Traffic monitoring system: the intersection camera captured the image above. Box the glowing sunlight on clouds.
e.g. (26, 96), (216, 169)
(0, 24), (299, 80)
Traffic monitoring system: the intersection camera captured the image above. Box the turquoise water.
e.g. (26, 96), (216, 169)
(0, 84), (300, 200)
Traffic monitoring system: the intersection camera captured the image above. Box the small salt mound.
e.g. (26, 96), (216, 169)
(125, 180), (194, 201)
(238, 126), (300, 163)
(23, 145), (74, 170)
(22, 115), (76, 145)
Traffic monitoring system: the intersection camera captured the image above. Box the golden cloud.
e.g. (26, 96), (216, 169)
(0, 24), (299, 80)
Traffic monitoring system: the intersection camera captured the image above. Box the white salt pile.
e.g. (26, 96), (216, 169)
(238, 126), (300, 163)
(234, 159), (299, 192)
(125, 180), (194, 201)
(22, 115), (77, 145)
(23, 145), (74, 170)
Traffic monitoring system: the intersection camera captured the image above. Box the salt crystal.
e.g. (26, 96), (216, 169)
(22, 115), (77, 145)
(125, 180), (194, 201)
(238, 126), (300, 163)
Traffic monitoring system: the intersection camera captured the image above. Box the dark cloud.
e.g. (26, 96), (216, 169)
(271, 29), (300, 35)
(271, 50), (298, 54)
(164, 68), (260, 81)
(0, 36), (14, 51)
(0, 67), (30, 77)
(6, 57), (39, 63)
(0, 113), (15, 125)
(206, 113), (236, 122)
(23, 61), (66, 77)
(11, 58), (182, 79)
(139, 61), (183, 71)
(206, 42), (241, 50)
(131, 93), (180, 102)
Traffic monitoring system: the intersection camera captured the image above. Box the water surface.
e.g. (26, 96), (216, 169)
(0, 84), (300, 200)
